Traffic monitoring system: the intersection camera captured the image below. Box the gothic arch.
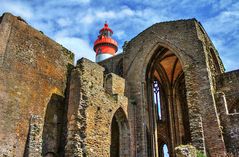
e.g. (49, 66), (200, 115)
(110, 107), (130, 157)
(209, 47), (223, 74)
(157, 134), (170, 157)
(124, 23), (227, 156)
(158, 143), (169, 157)
(145, 46), (191, 156)
(44, 152), (56, 157)
(140, 42), (187, 79)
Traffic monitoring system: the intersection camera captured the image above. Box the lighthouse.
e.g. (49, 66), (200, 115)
(93, 22), (118, 62)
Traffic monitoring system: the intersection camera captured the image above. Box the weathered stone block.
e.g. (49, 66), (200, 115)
(175, 145), (197, 157)
(105, 73), (125, 95)
(25, 115), (44, 157)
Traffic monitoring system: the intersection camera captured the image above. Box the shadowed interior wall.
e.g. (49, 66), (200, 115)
(110, 116), (120, 157)
(42, 94), (65, 156)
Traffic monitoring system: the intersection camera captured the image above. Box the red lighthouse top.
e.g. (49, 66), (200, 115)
(100, 23), (113, 34)
(93, 22), (118, 55)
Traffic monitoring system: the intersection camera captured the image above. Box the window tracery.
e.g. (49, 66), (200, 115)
(153, 79), (162, 120)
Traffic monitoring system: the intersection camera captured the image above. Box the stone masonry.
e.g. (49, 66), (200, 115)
(0, 13), (73, 156)
(0, 12), (239, 157)
(65, 58), (129, 157)
(100, 19), (236, 156)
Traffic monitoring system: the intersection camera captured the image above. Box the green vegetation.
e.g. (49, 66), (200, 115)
(175, 144), (207, 157)
(61, 45), (74, 61)
(197, 150), (206, 157)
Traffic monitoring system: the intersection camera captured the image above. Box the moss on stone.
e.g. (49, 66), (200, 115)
(61, 45), (75, 61)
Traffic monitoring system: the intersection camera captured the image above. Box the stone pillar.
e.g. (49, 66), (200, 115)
(64, 68), (85, 157)
(105, 73), (125, 95)
(26, 115), (43, 157)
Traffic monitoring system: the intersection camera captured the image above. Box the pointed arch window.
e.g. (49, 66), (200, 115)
(110, 108), (130, 157)
(153, 79), (162, 120)
(162, 144), (169, 157)
(158, 142), (169, 157)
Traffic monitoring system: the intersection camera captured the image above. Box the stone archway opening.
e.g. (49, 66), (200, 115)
(111, 116), (120, 157)
(42, 94), (65, 156)
(146, 47), (191, 156)
(110, 108), (130, 157)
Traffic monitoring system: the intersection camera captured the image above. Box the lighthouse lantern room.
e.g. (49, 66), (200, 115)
(93, 22), (118, 62)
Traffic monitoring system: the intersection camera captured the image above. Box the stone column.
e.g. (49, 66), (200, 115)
(26, 115), (43, 157)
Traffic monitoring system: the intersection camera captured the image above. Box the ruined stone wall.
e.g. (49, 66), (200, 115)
(194, 22), (225, 93)
(0, 13), (73, 156)
(120, 19), (226, 156)
(99, 53), (124, 77)
(194, 21), (228, 156)
(216, 70), (239, 156)
(65, 58), (130, 157)
(1, 11), (238, 157)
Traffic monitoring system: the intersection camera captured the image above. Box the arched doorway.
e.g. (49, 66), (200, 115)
(110, 108), (130, 157)
(111, 116), (120, 157)
(146, 47), (191, 156)
(42, 94), (64, 156)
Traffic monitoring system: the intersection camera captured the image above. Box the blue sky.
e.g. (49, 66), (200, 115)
(0, 0), (238, 71)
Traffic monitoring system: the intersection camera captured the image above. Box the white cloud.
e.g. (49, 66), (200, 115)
(204, 1), (239, 35)
(120, 7), (135, 17)
(96, 11), (116, 20)
(222, 57), (239, 72)
(211, 0), (234, 10)
(205, 12), (239, 35)
(0, 0), (33, 20)
(47, 0), (91, 6)
(55, 37), (95, 63)
(80, 14), (94, 24)
(57, 18), (73, 27)
(211, 38), (224, 52)
(115, 30), (125, 40)
(68, 0), (91, 4)
(202, 1), (239, 71)
(0, 0), (238, 70)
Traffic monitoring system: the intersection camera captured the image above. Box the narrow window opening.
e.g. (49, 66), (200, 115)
(110, 116), (120, 157)
(162, 144), (169, 157)
(153, 80), (162, 120)
(159, 143), (169, 157)
(110, 108), (130, 157)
